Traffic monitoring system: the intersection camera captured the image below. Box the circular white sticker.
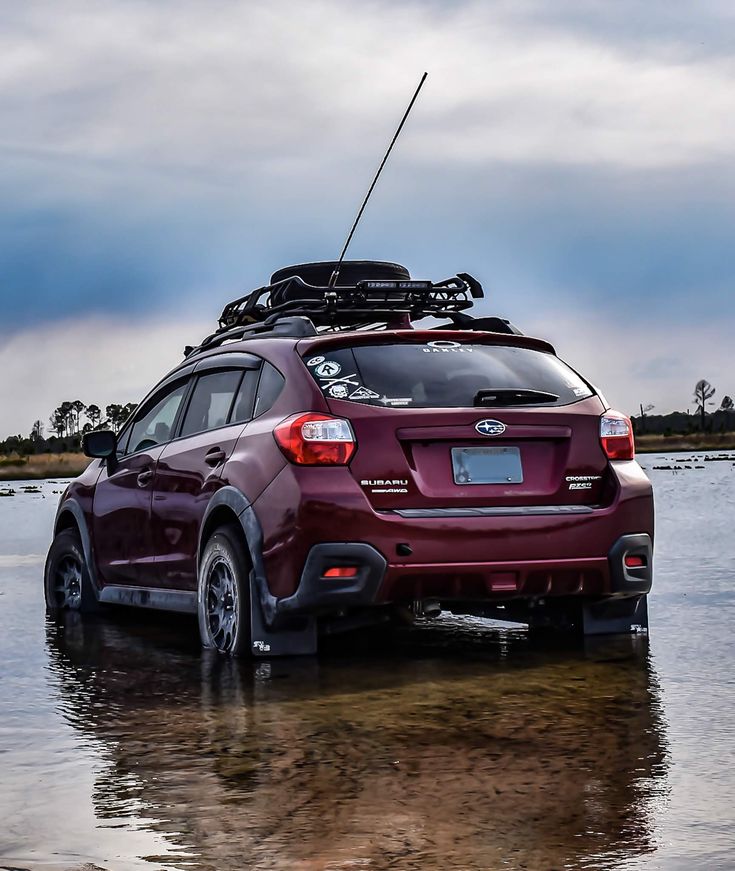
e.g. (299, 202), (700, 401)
(329, 383), (349, 398)
(307, 355), (325, 367)
(315, 361), (342, 378)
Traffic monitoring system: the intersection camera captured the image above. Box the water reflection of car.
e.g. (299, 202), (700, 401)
(46, 614), (669, 869)
(44, 261), (654, 657)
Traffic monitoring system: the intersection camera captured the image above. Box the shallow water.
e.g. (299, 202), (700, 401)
(1, 454), (734, 870)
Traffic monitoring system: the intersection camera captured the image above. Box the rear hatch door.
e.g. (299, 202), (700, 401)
(300, 335), (609, 510)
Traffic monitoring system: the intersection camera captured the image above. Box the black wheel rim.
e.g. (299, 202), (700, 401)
(52, 555), (83, 609)
(205, 556), (239, 652)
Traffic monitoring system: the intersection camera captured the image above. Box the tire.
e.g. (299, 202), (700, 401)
(44, 528), (98, 614)
(197, 525), (252, 657)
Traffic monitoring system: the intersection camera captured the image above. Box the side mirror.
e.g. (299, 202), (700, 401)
(82, 429), (117, 459)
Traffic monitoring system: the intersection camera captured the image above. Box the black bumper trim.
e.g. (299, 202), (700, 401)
(275, 543), (387, 617)
(608, 533), (653, 596)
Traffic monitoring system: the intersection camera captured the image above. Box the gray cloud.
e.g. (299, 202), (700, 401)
(0, 0), (732, 426)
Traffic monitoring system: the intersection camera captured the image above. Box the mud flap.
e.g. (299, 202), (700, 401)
(583, 594), (649, 636)
(248, 572), (317, 657)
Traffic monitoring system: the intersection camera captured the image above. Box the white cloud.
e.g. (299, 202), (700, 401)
(0, 311), (729, 436)
(525, 312), (732, 416)
(0, 315), (205, 435)
(1, 0), (735, 193)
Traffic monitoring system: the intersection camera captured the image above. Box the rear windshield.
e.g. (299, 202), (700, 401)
(302, 342), (593, 408)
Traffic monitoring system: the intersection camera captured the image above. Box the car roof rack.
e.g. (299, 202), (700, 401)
(184, 260), (522, 357)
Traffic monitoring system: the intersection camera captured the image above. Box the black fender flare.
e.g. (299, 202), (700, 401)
(53, 499), (101, 597)
(198, 486), (277, 624)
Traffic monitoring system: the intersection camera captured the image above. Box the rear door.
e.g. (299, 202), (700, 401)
(151, 357), (261, 590)
(301, 338), (610, 511)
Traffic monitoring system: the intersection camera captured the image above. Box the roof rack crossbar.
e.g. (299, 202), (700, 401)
(217, 273), (482, 333)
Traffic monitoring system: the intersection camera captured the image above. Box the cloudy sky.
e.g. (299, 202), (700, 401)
(1, 0), (733, 434)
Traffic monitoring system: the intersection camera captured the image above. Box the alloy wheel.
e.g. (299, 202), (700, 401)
(205, 557), (240, 652)
(52, 555), (83, 609)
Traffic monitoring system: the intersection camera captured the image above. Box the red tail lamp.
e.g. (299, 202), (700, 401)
(600, 411), (635, 460)
(624, 554), (646, 568)
(323, 566), (359, 579)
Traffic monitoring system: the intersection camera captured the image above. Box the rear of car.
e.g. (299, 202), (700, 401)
(252, 331), (653, 635)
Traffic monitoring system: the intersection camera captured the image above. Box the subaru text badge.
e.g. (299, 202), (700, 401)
(475, 419), (506, 436)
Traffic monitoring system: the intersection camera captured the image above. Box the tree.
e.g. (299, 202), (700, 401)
(638, 403), (655, 434)
(49, 411), (65, 437)
(721, 395), (734, 429)
(105, 403), (126, 432)
(693, 379), (716, 432)
(71, 400), (86, 435)
(31, 420), (44, 441)
(86, 404), (102, 429)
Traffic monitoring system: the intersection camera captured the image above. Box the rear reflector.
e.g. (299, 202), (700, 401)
(274, 412), (356, 465)
(323, 566), (359, 578)
(600, 411), (635, 460)
(624, 554), (646, 568)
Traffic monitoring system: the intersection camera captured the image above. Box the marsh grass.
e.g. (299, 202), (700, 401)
(0, 452), (90, 481)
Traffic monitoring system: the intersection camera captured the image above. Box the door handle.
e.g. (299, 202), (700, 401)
(205, 448), (226, 468)
(137, 468), (154, 487)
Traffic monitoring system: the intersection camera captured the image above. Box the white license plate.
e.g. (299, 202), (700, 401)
(451, 446), (523, 485)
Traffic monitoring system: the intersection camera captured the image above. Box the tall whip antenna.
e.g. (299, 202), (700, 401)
(329, 71), (428, 288)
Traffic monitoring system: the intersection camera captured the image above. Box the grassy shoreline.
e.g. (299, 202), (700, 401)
(0, 452), (91, 481)
(635, 433), (735, 453)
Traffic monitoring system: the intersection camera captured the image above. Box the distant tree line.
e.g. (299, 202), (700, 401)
(1, 400), (137, 456)
(634, 379), (734, 435)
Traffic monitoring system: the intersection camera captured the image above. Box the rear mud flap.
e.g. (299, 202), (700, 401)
(249, 572), (317, 657)
(583, 594), (649, 636)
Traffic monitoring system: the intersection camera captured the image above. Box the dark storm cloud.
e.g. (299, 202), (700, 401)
(0, 0), (734, 332)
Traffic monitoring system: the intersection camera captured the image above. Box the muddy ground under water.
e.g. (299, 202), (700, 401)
(1, 454), (734, 870)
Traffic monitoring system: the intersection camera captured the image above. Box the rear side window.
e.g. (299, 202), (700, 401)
(180, 370), (243, 437)
(302, 342), (593, 408)
(230, 369), (260, 423)
(253, 363), (285, 417)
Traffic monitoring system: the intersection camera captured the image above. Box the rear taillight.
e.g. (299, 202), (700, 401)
(600, 410), (635, 460)
(323, 566), (359, 578)
(274, 413), (356, 465)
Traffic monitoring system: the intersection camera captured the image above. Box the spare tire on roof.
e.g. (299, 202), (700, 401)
(270, 260), (410, 287)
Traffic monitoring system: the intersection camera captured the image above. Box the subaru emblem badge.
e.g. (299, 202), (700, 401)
(475, 419), (506, 436)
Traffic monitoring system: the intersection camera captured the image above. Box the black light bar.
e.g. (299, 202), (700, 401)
(359, 280), (433, 291)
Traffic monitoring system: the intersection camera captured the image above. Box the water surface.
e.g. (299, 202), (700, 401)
(1, 455), (733, 870)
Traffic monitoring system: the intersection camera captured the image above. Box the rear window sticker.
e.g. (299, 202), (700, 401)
(381, 397), (412, 406)
(349, 386), (380, 401)
(307, 355), (325, 367)
(315, 360), (342, 378)
(328, 383), (350, 399)
(320, 373), (359, 389)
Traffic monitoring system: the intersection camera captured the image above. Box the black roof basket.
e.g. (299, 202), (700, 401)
(185, 260), (521, 357)
(218, 260), (482, 331)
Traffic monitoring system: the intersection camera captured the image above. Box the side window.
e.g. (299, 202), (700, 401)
(253, 363), (285, 417)
(125, 382), (188, 455)
(231, 369), (260, 424)
(180, 370), (243, 438)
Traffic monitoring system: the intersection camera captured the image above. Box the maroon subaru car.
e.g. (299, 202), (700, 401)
(45, 261), (653, 656)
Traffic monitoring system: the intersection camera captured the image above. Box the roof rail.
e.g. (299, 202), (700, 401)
(184, 316), (318, 358)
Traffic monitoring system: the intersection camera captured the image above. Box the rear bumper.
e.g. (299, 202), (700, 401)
(256, 458), (654, 615)
(275, 532), (652, 617)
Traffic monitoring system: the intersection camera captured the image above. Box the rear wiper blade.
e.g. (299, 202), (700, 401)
(474, 388), (559, 406)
